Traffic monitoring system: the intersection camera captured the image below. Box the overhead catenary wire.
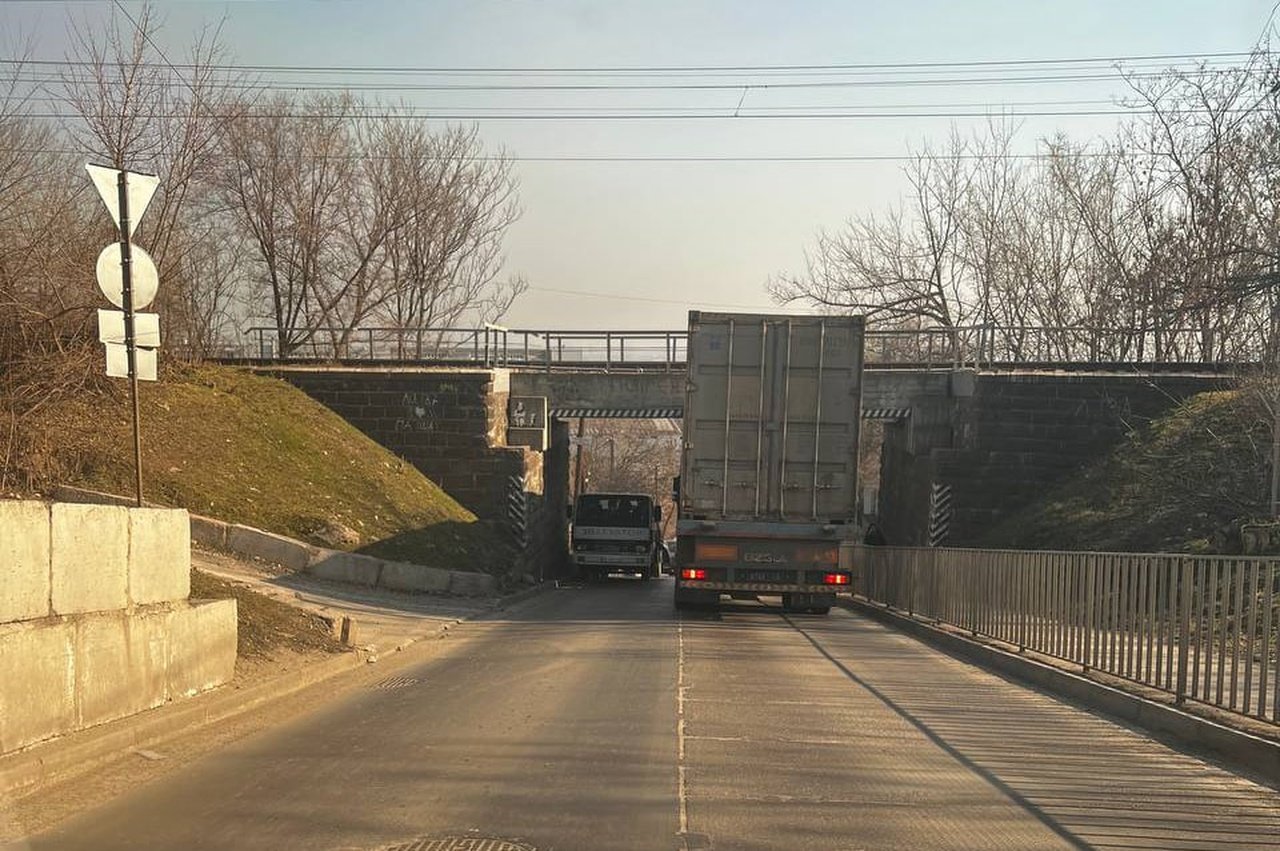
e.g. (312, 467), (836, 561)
(4, 68), (1267, 93)
(0, 49), (1255, 75)
(0, 146), (1158, 163)
(11, 106), (1264, 122)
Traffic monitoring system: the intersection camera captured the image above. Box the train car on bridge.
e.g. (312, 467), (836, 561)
(674, 312), (864, 614)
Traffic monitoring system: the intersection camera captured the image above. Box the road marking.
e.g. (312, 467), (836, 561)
(676, 616), (690, 841)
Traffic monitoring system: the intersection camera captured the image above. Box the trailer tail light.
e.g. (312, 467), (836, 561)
(681, 568), (708, 581)
(694, 542), (738, 561)
(822, 573), (851, 586)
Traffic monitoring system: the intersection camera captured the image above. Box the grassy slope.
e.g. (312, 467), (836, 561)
(17, 364), (511, 572)
(190, 568), (342, 660)
(979, 390), (1271, 554)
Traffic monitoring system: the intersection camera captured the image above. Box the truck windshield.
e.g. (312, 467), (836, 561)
(575, 495), (652, 528)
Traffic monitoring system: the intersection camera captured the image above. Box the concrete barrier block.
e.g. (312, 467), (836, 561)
(380, 561), (451, 594)
(308, 550), (382, 587)
(226, 524), (314, 571)
(129, 607), (172, 707)
(128, 508), (191, 605)
(448, 570), (496, 596)
(189, 515), (229, 551)
(167, 599), (237, 698)
(73, 613), (163, 729)
(0, 619), (75, 754)
(0, 500), (51, 622)
(50, 503), (128, 616)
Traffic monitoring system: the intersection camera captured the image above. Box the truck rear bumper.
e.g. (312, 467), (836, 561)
(676, 580), (844, 594)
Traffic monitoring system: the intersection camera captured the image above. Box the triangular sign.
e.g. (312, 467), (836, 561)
(85, 163), (160, 237)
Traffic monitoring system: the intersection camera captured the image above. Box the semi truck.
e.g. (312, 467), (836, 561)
(569, 492), (663, 581)
(673, 312), (864, 614)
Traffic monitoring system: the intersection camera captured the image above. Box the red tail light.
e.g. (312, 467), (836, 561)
(681, 568), (707, 581)
(822, 573), (850, 586)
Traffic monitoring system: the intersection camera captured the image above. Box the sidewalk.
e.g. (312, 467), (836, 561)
(1, 549), (549, 818)
(191, 547), (498, 656)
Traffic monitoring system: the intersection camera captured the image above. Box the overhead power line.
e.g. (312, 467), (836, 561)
(525, 285), (809, 311)
(0, 50), (1254, 75)
(5, 146), (1119, 164)
(4, 69), (1264, 93)
(15, 107), (1255, 122)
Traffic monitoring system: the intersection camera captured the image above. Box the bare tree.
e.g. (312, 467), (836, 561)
(216, 93), (359, 356)
(581, 419), (681, 539)
(59, 3), (242, 358)
(770, 132), (975, 329)
(379, 124), (524, 356)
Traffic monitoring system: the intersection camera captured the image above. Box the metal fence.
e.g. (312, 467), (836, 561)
(230, 323), (1252, 371)
(857, 545), (1280, 726)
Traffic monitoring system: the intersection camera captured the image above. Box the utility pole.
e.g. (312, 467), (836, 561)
(573, 417), (586, 498)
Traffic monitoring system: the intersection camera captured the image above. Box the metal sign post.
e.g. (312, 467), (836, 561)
(87, 163), (161, 508)
(116, 170), (143, 507)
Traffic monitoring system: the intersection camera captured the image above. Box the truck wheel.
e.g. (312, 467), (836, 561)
(808, 606), (831, 615)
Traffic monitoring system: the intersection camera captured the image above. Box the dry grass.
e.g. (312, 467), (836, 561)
(980, 390), (1272, 554)
(4, 359), (514, 573)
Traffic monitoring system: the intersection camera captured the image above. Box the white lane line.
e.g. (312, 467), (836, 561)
(677, 616), (690, 840)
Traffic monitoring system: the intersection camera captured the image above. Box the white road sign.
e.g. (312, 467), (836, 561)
(98, 309), (161, 347)
(95, 243), (159, 310)
(104, 342), (157, 381)
(85, 164), (159, 237)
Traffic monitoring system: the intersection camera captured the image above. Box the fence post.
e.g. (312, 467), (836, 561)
(1083, 554), (1096, 672)
(545, 334), (552, 374)
(606, 332), (612, 373)
(1176, 557), (1193, 705)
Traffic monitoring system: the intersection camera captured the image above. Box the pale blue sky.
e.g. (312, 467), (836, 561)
(5, 1), (1277, 328)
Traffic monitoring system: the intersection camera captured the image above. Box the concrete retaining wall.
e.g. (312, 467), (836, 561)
(306, 548), (495, 596)
(0, 500), (236, 756)
(879, 373), (1229, 546)
(269, 368), (534, 522)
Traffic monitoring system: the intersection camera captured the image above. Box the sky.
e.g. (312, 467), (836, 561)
(5, 0), (1279, 331)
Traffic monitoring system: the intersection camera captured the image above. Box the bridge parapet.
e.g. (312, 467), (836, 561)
(228, 323), (1251, 371)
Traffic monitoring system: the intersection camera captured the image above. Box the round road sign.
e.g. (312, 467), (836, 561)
(95, 243), (159, 310)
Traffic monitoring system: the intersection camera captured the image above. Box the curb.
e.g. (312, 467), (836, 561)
(491, 580), (559, 610)
(842, 598), (1280, 788)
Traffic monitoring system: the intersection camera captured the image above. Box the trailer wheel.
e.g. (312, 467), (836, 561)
(808, 606), (831, 616)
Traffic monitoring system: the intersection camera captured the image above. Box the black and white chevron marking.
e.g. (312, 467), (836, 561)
(862, 407), (912, 420)
(550, 407), (682, 419)
(927, 482), (953, 548)
(507, 473), (527, 548)
(547, 406), (911, 420)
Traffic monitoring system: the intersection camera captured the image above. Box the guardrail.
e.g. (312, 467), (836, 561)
(232, 323), (1254, 371)
(857, 545), (1280, 726)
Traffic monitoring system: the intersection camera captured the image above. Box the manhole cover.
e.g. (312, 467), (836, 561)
(370, 675), (420, 690)
(380, 837), (536, 851)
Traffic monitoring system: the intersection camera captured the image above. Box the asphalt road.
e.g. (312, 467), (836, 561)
(10, 579), (1280, 851)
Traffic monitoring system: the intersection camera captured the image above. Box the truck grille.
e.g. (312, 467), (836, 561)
(573, 540), (647, 554)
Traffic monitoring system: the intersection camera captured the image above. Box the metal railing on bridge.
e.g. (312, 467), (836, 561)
(234, 323), (1253, 371)
(857, 545), (1280, 726)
